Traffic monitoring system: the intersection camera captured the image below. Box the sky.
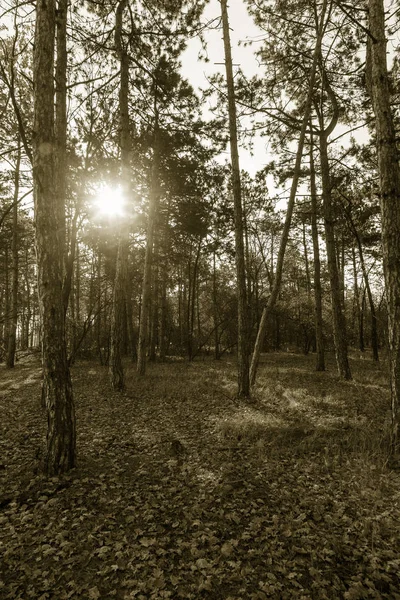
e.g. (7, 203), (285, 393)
(180, 0), (268, 176)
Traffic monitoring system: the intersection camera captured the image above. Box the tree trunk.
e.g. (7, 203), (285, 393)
(109, 0), (130, 390)
(137, 125), (160, 375)
(159, 265), (168, 361)
(352, 247), (364, 353)
(302, 220), (311, 297)
(250, 0), (328, 386)
(33, 0), (75, 474)
(149, 239), (159, 361)
(3, 247), (10, 357)
(55, 0), (67, 280)
(368, 0), (400, 456)
(347, 213), (379, 361)
(319, 131), (351, 380)
(212, 250), (220, 360)
(310, 141), (325, 371)
(6, 142), (21, 368)
(187, 240), (201, 361)
(360, 289), (366, 353)
(221, 0), (250, 397)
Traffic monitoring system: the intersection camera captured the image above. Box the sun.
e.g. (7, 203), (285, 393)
(94, 184), (125, 218)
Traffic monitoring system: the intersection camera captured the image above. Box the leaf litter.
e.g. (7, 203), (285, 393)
(0, 353), (399, 599)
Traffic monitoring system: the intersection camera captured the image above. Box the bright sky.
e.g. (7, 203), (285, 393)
(181, 0), (268, 176)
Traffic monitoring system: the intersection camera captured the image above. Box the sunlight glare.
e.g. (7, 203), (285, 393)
(94, 184), (125, 218)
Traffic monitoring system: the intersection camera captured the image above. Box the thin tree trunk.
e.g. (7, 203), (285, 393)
(360, 288), (366, 353)
(302, 220), (311, 297)
(125, 273), (136, 361)
(33, 0), (75, 474)
(368, 0), (400, 456)
(96, 252), (103, 364)
(319, 130), (351, 379)
(159, 266), (168, 361)
(137, 125), (160, 375)
(3, 247), (10, 355)
(310, 141), (325, 371)
(6, 142), (21, 368)
(187, 240), (201, 361)
(212, 250), (220, 360)
(221, 0), (250, 397)
(23, 247), (31, 350)
(149, 238), (159, 361)
(250, 0), (328, 386)
(110, 0), (130, 390)
(352, 247), (364, 353)
(346, 209), (379, 360)
(55, 0), (67, 279)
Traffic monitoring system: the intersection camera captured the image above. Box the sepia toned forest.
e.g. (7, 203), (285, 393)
(1, 0), (400, 597)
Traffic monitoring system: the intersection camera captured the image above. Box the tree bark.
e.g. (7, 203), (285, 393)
(109, 0), (130, 390)
(352, 247), (364, 353)
(309, 141), (325, 371)
(6, 142), (21, 368)
(221, 0), (250, 397)
(319, 130), (351, 380)
(250, 0), (328, 386)
(55, 0), (67, 279)
(212, 250), (220, 360)
(149, 237), (159, 361)
(137, 125), (160, 375)
(368, 0), (400, 455)
(33, 0), (75, 474)
(345, 207), (379, 360)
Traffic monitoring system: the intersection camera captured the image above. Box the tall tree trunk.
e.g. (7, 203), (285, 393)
(302, 220), (311, 297)
(360, 289), (366, 353)
(352, 247), (364, 353)
(125, 273), (136, 361)
(23, 249), (31, 350)
(6, 142), (21, 368)
(3, 247), (10, 356)
(55, 0), (67, 282)
(137, 125), (160, 375)
(149, 238), (159, 361)
(368, 0), (400, 455)
(110, 0), (130, 390)
(96, 252), (103, 364)
(212, 250), (220, 360)
(159, 266), (168, 361)
(319, 131), (351, 379)
(250, 0), (328, 386)
(33, 0), (75, 474)
(310, 141), (325, 371)
(345, 207), (379, 361)
(221, 0), (250, 397)
(360, 260), (378, 361)
(187, 240), (201, 361)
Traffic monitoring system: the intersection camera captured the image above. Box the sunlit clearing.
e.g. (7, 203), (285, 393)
(94, 184), (125, 217)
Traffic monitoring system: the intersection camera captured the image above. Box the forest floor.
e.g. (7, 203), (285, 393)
(0, 352), (400, 600)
